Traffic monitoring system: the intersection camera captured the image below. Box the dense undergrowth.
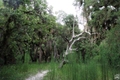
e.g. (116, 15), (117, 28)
(44, 62), (115, 80)
(44, 52), (120, 80)
(0, 59), (119, 80)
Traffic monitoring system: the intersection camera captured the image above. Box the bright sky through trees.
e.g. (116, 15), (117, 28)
(47, 0), (76, 15)
(47, 0), (84, 30)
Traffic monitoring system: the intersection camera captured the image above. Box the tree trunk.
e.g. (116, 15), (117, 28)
(59, 19), (92, 68)
(38, 47), (43, 63)
(59, 59), (69, 68)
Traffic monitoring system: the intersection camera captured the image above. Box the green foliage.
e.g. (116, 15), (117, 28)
(63, 14), (78, 27)
(1, 0), (120, 79)
(97, 24), (120, 78)
(0, 0), (57, 64)
(106, 25), (120, 67)
(74, 38), (96, 63)
(45, 58), (99, 80)
(75, 0), (120, 44)
(98, 25), (120, 67)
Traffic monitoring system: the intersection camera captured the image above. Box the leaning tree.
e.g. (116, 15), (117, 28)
(59, 14), (96, 68)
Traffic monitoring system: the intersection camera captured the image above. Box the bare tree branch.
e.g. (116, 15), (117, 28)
(59, 16), (98, 68)
(63, 18), (91, 58)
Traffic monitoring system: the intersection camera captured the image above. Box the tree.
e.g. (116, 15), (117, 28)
(74, 0), (120, 45)
(55, 10), (67, 24)
(0, 0), (58, 65)
(59, 14), (92, 68)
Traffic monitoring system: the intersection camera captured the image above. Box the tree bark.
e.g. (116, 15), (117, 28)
(59, 19), (91, 68)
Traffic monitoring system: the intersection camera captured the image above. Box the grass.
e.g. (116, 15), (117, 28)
(44, 61), (116, 80)
(0, 63), (51, 80)
(0, 58), (118, 80)
(44, 61), (99, 80)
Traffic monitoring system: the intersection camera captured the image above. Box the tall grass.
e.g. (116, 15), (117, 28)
(0, 63), (50, 80)
(44, 50), (119, 80)
(44, 53), (99, 80)
(98, 40), (119, 80)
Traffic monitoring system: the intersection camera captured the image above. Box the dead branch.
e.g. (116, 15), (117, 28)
(59, 18), (94, 68)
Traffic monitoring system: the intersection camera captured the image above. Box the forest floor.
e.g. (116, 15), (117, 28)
(25, 70), (49, 80)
